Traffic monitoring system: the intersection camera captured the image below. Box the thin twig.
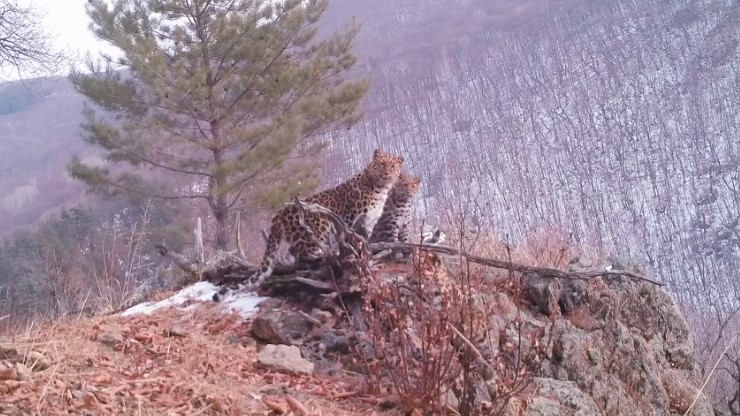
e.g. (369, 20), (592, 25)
(447, 324), (496, 375)
(683, 336), (737, 416)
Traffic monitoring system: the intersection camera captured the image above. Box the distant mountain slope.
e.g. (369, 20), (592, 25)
(0, 78), (90, 236)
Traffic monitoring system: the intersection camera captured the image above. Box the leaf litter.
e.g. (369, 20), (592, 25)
(0, 285), (398, 416)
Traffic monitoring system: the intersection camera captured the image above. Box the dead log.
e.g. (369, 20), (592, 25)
(198, 241), (660, 289)
(154, 244), (199, 276)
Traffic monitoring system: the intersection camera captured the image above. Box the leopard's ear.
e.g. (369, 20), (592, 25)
(422, 251), (442, 269)
(373, 149), (383, 159)
(411, 175), (422, 186)
(397, 154), (405, 164)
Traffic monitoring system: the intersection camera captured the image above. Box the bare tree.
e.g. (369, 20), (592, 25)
(0, 0), (66, 79)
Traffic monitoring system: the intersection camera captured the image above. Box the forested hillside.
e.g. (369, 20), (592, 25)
(0, 79), (88, 235)
(331, 0), (740, 359)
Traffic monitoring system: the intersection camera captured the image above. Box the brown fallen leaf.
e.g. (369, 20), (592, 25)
(262, 396), (287, 414)
(93, 373), (112, 384)
(285, 394), (310, 415)
(330, 391), (359, 400)
(0, 365), (17, 380)
(1, 379), (21, 392)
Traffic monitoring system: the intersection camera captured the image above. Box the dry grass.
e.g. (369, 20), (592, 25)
(0, 302), (397, 416)
(436, 224), (592, 270)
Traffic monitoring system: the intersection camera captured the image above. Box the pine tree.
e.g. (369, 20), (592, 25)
(69, 0), (369, 250)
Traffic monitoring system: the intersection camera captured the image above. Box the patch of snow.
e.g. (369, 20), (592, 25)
(214, 291), (267, 317)
(421, 229), (447, 245)
(120, 281), (267, 318)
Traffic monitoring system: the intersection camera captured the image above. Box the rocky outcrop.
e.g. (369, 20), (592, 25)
(244, 254), (716, 415)
(517, 257), (713, 415)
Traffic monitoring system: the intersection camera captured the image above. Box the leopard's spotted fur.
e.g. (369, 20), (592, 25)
(246, 149), (404, 289)
(369, 173), (421, 244)
(418, 251), (458, 301)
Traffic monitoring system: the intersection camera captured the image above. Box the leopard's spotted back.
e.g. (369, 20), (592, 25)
(369, 173), (422, 244)
(239, 149), (405, 291)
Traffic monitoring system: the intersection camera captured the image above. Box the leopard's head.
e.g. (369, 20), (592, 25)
(393, 173), (422, 198)
(366, 149), (404, 187)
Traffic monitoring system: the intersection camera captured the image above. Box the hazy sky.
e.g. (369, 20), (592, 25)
(3, 0), (120, 81)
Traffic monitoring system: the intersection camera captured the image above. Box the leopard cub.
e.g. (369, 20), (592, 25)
(369, 172), (422, 244)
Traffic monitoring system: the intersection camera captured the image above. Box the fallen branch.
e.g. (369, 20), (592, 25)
(159, 239), (661, 288)
(153, 244), (199, 275)
(294, 276), (336, 291)
(371, 242), (663, 287)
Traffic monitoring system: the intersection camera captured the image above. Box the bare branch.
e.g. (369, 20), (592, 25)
(0, 0), (67, 79)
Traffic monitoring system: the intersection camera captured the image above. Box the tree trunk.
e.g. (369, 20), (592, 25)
(208, 164), (229, 251)
(209, 113), (231, 251)
(213, 204), (230, 251)
(213, 211), (229, 251)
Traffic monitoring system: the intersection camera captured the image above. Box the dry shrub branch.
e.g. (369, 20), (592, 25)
(358, 240), (543, 415)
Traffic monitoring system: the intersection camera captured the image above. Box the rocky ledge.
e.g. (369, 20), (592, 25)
(239, 253), (715, 415)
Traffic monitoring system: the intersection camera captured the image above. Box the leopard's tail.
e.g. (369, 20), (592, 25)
(249, 222), (282, 287)
(212, 220), (283, 302)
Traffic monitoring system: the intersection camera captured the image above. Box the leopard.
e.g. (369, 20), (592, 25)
(369, 172), (422, 245)
(213, 149), (404, 301)
(418, 251), (459, 305)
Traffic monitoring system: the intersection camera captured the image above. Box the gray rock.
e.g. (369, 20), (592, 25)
(558, 278), (589, 314)
(96, 324), (124, 346)
(527, 378), (602, 415)
(522, 273), (561, 316)
(248, 254), (715, 416)
(530, 257), (714, 416)
(164, 325), (188, 338)
(526, 397), (570, 416)
(311, 329), (351, 354)
(13, 363), (31, 381)
(251, 309), (313, 345)
(25, 351), (51, 371)
(257, 344), (315, 376)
